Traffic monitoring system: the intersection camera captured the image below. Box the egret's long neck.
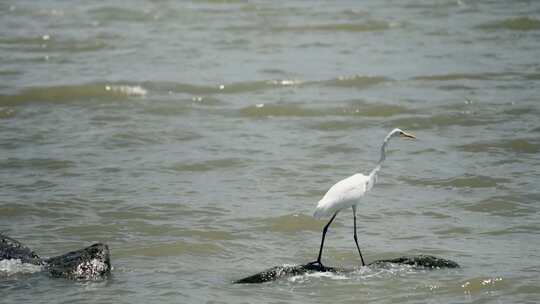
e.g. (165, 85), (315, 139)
(377, 135), (390, 165)
(368, 134), (392, 180)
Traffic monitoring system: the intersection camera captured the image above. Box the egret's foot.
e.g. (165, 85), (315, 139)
(307, 260), (323, 267)
(305, 261), (328, 271)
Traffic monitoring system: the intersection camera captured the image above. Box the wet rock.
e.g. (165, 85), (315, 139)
(45, 243), (111, 280)
(370, 255), (460, 269)
(0, 234), (43, 265)
(234, 255), (459, 284)
(0, 233), (111, 280)
(234, 262), (343, 284)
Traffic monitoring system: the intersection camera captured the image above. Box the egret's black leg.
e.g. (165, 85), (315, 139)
(352, 206), (366, 266)
(315, 213), (337, 265)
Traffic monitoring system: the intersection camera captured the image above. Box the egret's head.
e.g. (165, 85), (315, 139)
(391, 128), (416, 140)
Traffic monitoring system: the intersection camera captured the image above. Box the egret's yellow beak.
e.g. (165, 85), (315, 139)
(401, 131), (416, 139)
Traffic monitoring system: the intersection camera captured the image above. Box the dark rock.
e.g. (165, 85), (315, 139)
(234, 255), (459, 284)
(234, 262), (343, 284)
(0, 233), (111, 280)
(370, 255), (460, 269)
(45, 243), (111, 280)
(0, 234), (43, 265)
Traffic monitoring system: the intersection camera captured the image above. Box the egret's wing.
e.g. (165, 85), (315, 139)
(322, 173), (369, 203)
(314, 173), (369, 219)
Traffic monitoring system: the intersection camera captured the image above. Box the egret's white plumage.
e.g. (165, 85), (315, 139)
(311, 128), (415, 266)
(313, 173), (371, 219)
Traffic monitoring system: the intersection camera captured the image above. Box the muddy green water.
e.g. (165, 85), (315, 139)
(1, 1), (540, 303)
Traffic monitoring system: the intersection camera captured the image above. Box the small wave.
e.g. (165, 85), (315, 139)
(297, 42), (333, 48)
(0, 158), (75, 170)
(502, 106), (539, 117)
(88, 6), (156, 23)
(104, 130), (161, 149)
(0, 259), (43, 276)
(239, 104), (321, 118)
(323, 75), (390, 88)
(463, 196), (534, 217)
(147, 79), (302, 95)
(434, 226), (473, 237)
(308, 120), (368, 131)
(404, 174), (509, 189)
(525, 73), (540, 80)
(412, 73), (502, 81)
(0, 35), (109, 53)
(170, 158), (247, 172)
(143, 76), (387, 97)
(273, 20), (390, 32)
(387, 113), (493, 129)
(0, 69), (21, 76)
(480, 225), (540, 236)
(142, 103), (193, 116)
(340, 102), (409, 117)
(458, 138), (540, 154)
(240, 102), (407, 118)
(0, 107), (16, 119)
(414, 72), (540, 82)
(476, 17), (540, 31)
(0, 83), (146, 106)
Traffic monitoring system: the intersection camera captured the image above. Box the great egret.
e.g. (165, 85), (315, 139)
(312, 128), (416, 266)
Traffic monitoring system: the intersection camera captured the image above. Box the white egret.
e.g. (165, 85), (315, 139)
(312, 128), (416, 266)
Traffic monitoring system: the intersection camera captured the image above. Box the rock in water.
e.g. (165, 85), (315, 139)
(234, 255), (459, 284)
(234, 262), (343, 284)
(45, 243), (111, 280)
(0, 233), (111, 280)
(370, 255), (460, 269)
(1, 234), (43, 265)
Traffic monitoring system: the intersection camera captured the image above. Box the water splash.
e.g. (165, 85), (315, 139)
(0, 259), (43, 276)
(289, 271), (348, 282)
(0, 83), (147, 105)
(104, 85), (147, 96)
(285, 263), (423, 284)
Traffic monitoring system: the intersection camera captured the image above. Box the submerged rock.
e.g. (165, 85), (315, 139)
(0, 234), (111, 280)
(234, 255), (459, 284)
(371, 255), (460, 269)
(234, 262), (343, 284)
(45, 243), (111, 280)
(0, 234), (43, 266)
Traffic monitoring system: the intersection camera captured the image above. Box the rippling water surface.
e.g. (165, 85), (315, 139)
(1, 1), (540, 303)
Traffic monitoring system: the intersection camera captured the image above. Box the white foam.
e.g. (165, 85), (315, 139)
(268, 79), (302, 86)
(351, 263), (421, 280)
(288, 271), (348, 283)
(105, 85), (147, 96)
(285, 263), (423, 283)
(306, 271), (348, 280)
(0, 259), (43, 275)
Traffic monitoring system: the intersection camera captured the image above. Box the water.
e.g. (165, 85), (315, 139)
(1, 0), (540, 302)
